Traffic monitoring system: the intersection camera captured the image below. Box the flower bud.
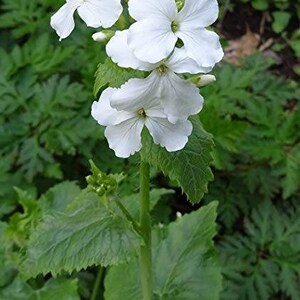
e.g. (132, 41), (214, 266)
(92, 30), (114, 43)
(198, 75), (216, 87)
(176, 212), (183, 219)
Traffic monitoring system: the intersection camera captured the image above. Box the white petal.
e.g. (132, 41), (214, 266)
(91, 88), (136, 126)
(128, 0), (177, 21)
(105, 118), (144, 158)
(177, 0), (219, 27)
(159, 71), (204, 122)
(50, 1), (80, 40)
(110, 72), (160, 111)
(128, 18), (177, 63)
(166, 47), (212, 74)
(144, 99), (167, 119)
(145, 118), (192, 152)
(77, 0), (122, 28)
(106, 30), (155, 71)
(176, 28), (224, 69)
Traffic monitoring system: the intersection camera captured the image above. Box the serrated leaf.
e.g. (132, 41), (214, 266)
(141, 117), (214, 203)
(93, 58), (145, 96)
(105, 202), (221, 300)
(25, 192), (142, 277)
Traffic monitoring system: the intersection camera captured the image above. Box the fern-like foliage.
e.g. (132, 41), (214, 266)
(220, 200), (300, 300)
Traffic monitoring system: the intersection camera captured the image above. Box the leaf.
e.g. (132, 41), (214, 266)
(105, 202), (222, 300)
(119, 188), (174, 220)
(272, 11), (291, 34)
(0, 277), (80, 300)
(39, 181), (81, 213)
(93, 58), (145, 96)
(282, 145), (300, 199)
(220, 200), (300, 300)
(25, 191), (142, 277)
(141, 117), (214, 203)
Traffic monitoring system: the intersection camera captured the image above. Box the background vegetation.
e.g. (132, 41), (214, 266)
(0, 0), (299, 299)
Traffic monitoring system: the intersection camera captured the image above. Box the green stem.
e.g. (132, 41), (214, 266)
(90, 266), (104, 300)
(139, 161), (153, 300)
(115, 199), (141, 235)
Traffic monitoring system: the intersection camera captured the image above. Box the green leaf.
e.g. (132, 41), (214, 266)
(40, 181), (81, 213)
(272, 11), (291, 34)
(119, 188), (174, 220)
(220, 200), (300, 300)
(252, 0), (269, 10)
(25, 191), (142, 277)
(282, 145), (300, 199)
(141, 117), (214, 203)
(0, 277), (80, 300)
(105, 202), (221, 300)
(93, 58), (145, 96)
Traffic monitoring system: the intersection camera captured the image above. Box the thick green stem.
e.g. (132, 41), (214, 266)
(90, 266), (104, 300)
(139, 161), (153, 300)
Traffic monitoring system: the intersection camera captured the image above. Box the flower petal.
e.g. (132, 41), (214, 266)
(128, 0), (177, 21)
(166, 47), (212, 74)
(176, 28), (224, 69)
(110, 72), (160, 111)
(77, 0), (122, 28)
(105, 118), (144, 158)
(128, 18), (177, 63)
(159, 71), (204, 122)
(91, 88), (136, 126)
(106, 30), (155, 71)
(145, 117), (192, 152)
(177, 0), (219, 27)
(50, 1), (80, 41)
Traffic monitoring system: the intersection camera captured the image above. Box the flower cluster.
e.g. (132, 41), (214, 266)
(51, 0), (223, 158)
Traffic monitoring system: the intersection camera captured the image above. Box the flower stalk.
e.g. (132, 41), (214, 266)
(139, 160), (153, 300)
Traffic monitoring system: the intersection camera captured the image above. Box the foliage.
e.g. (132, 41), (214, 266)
(0, 0), (300, 299)
(202, 54), (300, 229)
(105, 202), (221, 300)
(220, 200), (300, 300)
(141, 118), (214, 204)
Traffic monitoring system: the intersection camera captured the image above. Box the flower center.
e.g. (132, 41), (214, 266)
(138, 108), (147, 118)
(171, 21), (179, 33)
(157, 64), (168, 74)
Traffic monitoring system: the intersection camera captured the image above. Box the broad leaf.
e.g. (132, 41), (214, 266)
(0, 277), (80, 300)
(141, 117), (214, 203)
(94, 58), (145, 96)
(25, 192), (142, 277)
(105, 202), (221, 300)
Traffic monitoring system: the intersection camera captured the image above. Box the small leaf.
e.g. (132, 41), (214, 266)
(25, 192), (142, 277)
(94, 58), (145, 96)
(105, 202), (221, 300)
(272, 11), (291, 33)
(141, 117), (214, 203)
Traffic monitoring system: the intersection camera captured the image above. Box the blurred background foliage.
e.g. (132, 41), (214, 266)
(0, 0), (299, 299)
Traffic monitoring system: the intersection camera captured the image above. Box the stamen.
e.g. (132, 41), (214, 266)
(138, 108), (146, 117)
(171, 21), (179, 33)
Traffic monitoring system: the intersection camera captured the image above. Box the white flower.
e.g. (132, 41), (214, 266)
(127, 0), (223, 67)
(106, 30), (206, 122)
(91, 88), (193, 158)
(51, 0), (123, 41)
